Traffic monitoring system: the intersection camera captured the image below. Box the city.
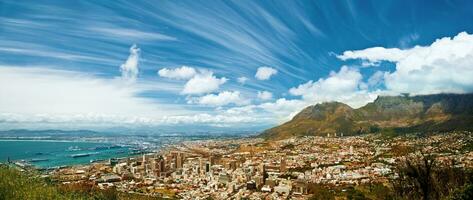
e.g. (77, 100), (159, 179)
(35, 131), (473, 199)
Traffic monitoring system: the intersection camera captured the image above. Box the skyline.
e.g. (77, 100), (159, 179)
(1, 0), (473, 131)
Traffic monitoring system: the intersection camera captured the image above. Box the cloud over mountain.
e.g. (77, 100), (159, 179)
(339, 32), (473, 95)
(289, 66), (378, 108)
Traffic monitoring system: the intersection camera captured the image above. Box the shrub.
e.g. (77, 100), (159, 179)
(391, 152), (473, 200)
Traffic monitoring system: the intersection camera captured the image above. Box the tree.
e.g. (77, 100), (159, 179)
(308, 184), (335, 200)
(391, 152), (473, 200)
(449, 184), (473, 200)
(346, 187), (368, 200)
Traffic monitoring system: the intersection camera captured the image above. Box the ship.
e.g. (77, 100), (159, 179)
(30, 158), (49, 162)
(67, 146), (81, 151)
(90, 159), (105, 163)
(70, 153), (91, 158)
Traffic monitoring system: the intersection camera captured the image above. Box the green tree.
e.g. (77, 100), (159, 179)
(449, 184), (473, 200)
(308, 184), (335, 200)
(346, 187), (368, 200)
(391, 152), (473, 200)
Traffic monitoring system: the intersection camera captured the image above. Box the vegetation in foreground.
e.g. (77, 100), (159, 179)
(0, 165), (164, 200)
(307, 152), (473, 200)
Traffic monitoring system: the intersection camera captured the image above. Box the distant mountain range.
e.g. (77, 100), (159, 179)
(0, 128), (257, 138)
(260, 93), (473, 140)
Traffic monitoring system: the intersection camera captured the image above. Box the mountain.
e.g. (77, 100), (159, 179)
(260, 93), (473, 140)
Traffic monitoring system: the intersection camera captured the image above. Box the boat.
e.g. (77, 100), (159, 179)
(70, 153), (91, 158)
(30, 158), (49, 162)
(90, 159), (105, 163)
(67, 146), (81, 151)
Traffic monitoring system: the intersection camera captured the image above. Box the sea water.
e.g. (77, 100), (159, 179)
(0, 140), (134, 168)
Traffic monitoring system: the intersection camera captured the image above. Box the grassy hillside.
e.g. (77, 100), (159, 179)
(0, 165), (162, 200)
(261, 93), (473, 140)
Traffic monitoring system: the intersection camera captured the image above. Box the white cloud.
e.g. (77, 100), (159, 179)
(159, 113), (258, 124)
(120, 44), (140, 82)
(181, 71), (227, 95)
(367, 71), (385, 87)
(90, 27), (177, 41)
(338, 47), (408, 62)
(0, 66), (187, 124)
(289, 66), (377, 108)
(338, 31), (473, 95)
(0, 66), (269, 128)
(190, 91), (249, 106)
(158, 66), (197, 80)
(237, 76), (249, 84)
(259, 98), (308, 121)
(220, 98), (309, 123)
(257, 91), (273, 100)
(224, 105), (256, 115)
(0, 46), (115, 63)
(399, 33), (420, 48)
(158, 67), (228, 95)
(255, 66), (278, 80)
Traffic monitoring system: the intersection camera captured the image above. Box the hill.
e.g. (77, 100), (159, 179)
(0, 165), (164, 200)
(260, 93), (473, 140)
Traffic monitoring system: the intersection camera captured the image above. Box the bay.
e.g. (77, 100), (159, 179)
(0, 140), (134, 168)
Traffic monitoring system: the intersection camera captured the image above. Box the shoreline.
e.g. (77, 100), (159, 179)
(0, 140), (140, 170)
(0, 138), (109, 143)
(2, 135), (256, 172)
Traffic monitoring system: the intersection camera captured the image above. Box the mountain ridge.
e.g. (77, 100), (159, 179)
(260, 93), (473, 140)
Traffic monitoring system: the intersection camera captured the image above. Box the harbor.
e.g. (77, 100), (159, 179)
(0, 140), (137, 169)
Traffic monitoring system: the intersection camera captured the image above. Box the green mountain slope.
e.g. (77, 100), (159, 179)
(261, 93), (473, 140)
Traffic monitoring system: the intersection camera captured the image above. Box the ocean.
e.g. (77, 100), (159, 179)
(0, 140), (135, 169)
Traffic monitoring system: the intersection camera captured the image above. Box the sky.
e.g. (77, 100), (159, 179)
(1, 0), (473, 132)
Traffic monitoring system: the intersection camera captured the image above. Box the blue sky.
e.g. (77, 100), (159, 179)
(1, 0), (473, 131)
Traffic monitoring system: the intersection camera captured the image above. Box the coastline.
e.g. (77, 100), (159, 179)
(0, 140), (139, 170)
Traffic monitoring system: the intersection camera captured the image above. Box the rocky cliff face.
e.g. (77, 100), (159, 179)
(260, 93), (473, 140)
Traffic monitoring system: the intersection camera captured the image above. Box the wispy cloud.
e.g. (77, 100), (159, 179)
(0, 46), (115, 63)
(90, 27), (177, 41)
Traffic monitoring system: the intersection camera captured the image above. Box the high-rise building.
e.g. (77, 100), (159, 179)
(199, 157), (210, 174)
(280, 158), (286, 173)
(176, 153), (184, 169)
(205, 162), (211, 173)
(209, 155), (216, 165)
(151, 156), (165, 177)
